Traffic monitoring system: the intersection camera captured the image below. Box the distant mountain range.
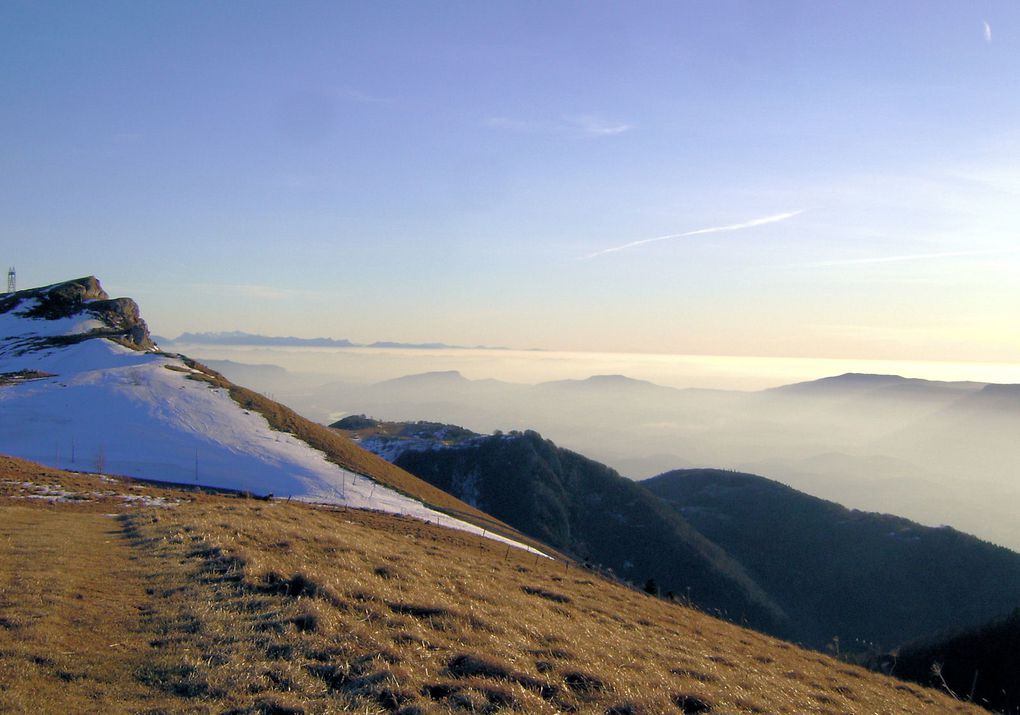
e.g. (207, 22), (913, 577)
(154, 330), (516, 351)
(290, 367), (1020, 551)
(336, 417), (1020, 653)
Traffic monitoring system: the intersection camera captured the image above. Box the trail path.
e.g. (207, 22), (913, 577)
(0, 506), (173, 712)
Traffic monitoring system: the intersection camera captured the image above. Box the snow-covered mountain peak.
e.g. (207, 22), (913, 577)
(0, 277), (543, 555)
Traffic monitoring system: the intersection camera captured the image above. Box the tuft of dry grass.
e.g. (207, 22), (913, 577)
(0, 456), (988, 714)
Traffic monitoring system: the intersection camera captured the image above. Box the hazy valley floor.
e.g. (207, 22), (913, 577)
(0, 457), (985, 714)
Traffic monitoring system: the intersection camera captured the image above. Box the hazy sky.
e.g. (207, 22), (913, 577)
(3, 1), (1019, 362)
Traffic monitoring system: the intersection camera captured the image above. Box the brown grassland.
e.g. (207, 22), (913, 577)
(0, 455), (983, 714)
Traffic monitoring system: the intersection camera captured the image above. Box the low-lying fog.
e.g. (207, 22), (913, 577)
(170, 344), (1020, 551)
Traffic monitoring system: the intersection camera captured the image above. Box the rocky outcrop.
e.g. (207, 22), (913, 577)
(0, 276), (155, 352)
(86, 296), (155, 350)
(14, 276), (108, 319)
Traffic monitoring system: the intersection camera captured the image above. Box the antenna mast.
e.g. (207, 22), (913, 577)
(5, 267), (13, 293)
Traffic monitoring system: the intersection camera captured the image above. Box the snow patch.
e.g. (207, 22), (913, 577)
(1, 478), (184, 507)
(359, 435), (446, 462)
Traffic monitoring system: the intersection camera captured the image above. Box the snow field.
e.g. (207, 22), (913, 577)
(1, 321), (545, 556)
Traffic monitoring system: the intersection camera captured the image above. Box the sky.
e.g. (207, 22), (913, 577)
(2, 1), (1019, 363)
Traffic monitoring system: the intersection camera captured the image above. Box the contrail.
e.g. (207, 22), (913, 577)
(582, 210), (804, 260)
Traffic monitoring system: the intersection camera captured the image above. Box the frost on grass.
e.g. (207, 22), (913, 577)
(1, 479), (183, 507)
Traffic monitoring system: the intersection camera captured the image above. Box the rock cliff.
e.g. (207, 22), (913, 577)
(0, 276), (155, 352)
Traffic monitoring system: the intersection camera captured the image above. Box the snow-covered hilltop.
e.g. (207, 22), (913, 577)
(0, 277), (542, 554)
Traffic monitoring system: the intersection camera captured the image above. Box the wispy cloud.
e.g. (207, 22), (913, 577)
(486, 114), (633, 138)
(802, 248), (1018, 268)
(582, 210), (804, 260)
(566, 115), (634, 137)
(983, 20), (993, 43)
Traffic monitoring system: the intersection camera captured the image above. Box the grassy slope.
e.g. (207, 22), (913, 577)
(177, 357), (551, 555)
(0, 456), (984, 714)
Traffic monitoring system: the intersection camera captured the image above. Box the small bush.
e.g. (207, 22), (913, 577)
(563, 670), (607, 694)
(388, 602), (450, 619)
(291, 612), (319, 633)
(258, 572), (323, 599)
(522, 585), (572, 603)
(673, 693), (713, 713)
(446, 653), (513, 679)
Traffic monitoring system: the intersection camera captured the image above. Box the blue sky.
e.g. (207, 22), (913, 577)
(2, 1), (1019, 361)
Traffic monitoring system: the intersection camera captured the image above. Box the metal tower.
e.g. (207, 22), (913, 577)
(5, 267), (13, 293)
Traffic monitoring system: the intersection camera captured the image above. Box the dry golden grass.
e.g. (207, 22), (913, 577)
(0, 506), (177, 713)
(0, 456), (986, 714)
